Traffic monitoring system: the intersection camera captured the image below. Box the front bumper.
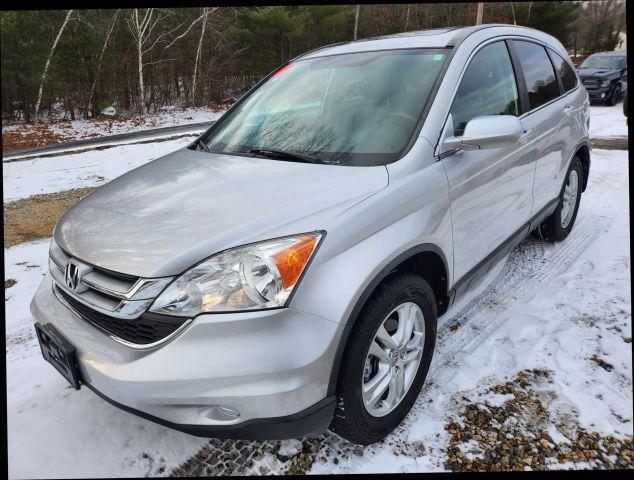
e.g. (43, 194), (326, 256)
(585, 84), (613, 100)
(31, 272), (343, 439)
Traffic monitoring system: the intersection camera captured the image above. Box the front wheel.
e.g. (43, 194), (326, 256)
(606, 84), (621, 106)
(538, 156), (583, 242)
(329, 273), (437, 445)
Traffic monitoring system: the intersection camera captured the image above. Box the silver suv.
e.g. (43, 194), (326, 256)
(32, 24), (590, 445)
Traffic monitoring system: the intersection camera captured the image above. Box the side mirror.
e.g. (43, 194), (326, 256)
(441, 115), (523, 154)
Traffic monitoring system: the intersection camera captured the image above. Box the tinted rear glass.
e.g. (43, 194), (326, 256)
(513, 40), (560, 110)
(548, 50), (578, 92)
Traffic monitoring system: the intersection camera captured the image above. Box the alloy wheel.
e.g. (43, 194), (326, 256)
(361, 302), (425, 417)
(560, 169), (579, 229)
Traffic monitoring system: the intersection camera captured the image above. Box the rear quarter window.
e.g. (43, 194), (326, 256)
(548, 50), (578, 93)
(512, 40), (560, 110)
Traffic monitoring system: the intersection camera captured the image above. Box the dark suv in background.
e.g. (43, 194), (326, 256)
(578, 51), (627, 105)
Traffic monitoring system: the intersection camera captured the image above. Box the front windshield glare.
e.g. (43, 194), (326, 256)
(580, 55), (625, 70)
(200, 49), (448, 166)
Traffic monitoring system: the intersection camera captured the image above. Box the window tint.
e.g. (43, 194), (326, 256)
(548, 50), (578, 92)
(450, 41), (519, 136)
(513, 40), (560, 110)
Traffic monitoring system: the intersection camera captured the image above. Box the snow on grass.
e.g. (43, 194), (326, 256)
(589, 103), (628, 139)
(3, 137), (192, 202)
(3, 106), (226, 142)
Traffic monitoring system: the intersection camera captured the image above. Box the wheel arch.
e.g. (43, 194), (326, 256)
(573, 142), (591, 192)
(326, 243), (449, 396)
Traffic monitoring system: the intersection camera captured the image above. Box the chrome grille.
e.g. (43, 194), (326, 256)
(581, 77), (599, 89)
(49, 241), (182, 347)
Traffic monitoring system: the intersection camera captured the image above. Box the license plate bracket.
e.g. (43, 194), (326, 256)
(34, 323), (82, 390)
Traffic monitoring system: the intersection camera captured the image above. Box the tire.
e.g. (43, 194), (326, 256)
(329, 273), (437, 445)
(538, 156), (583, 242)
(606, 84), (621, 106)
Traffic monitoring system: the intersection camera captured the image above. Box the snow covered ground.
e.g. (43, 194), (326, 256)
(4, 102), (631, 477)
(2, 137), (192, 202)
(3, 106), (226, 145)
(589, 103), (628, 139)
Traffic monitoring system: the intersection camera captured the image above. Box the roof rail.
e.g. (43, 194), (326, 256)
(445, 23), (522, 47)
(290, 41), (349, 62)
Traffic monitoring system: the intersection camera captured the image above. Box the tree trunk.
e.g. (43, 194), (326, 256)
(476, 3), (484, 25)
(137, 35), (146, 115)
(34, 9), (73, 124)
(404, 5), (410, 31)
(88, 9), (120, 118)
(354, 5), (360, 40)
(192, 8), (209, 105)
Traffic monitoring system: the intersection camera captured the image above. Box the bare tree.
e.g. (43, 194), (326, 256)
(88, 9), (120, 117)
(192, 7), (211, 103)
(127, 8), (208, 114)
(353, 4), (360, 40)
(34, 9), (73, 123)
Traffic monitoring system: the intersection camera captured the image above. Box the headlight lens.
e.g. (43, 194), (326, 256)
(601, 80), (612, 87)
(149, 233), (322, 316)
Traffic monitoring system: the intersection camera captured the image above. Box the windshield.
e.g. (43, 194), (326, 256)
(199, 49), (449, 166)
(580, 54), (625, 70)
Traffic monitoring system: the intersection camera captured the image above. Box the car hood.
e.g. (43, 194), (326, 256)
(54, 148), (388, 278)
(578, 67), (619, 79)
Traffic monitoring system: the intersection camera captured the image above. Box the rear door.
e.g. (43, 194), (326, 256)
(440, 40), (535, 283)
(510, 40), (571, 213)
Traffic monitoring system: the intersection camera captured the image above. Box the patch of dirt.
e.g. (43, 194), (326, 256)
(444, 369), (633, 471)
(3, 187), (95, 247)
(5, 278), (17, 288)
(591, 138), (629, 150)
(2, 125), (66, 152)
(591, 354), (615, 372)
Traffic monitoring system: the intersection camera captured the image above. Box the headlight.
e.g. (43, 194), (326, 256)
(601, 80), (612, 87)
(149, 232), (323, 316)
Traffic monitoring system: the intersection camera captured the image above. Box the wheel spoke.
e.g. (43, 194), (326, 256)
(368, 339), (391, 363)
(396, 304), (415, 348)
(406, 331), (423, 350)
(375, 323), (398, 349)
(402, 346), (422, 364)
(363, 365), (391, 408)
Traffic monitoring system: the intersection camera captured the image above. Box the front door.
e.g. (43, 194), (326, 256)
(440, 40), (536, 284)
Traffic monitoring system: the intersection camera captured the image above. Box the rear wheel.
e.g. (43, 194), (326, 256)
(330, 273), (437, 445)
(538, 156), (583, 242)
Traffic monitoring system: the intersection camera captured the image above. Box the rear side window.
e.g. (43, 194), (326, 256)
(449, 41), (520, 136)
(548, 50), (578, 92)
(512, 40), (560, 110)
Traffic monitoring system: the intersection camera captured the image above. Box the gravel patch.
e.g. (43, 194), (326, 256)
(444, 369), (633, 471)
(3, 187), (94, 247)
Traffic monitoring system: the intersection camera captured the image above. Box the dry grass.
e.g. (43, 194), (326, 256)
(3, 187), (95, 248)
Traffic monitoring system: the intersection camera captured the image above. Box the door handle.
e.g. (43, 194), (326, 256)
(518, 129), (533, 143)
(563, 105), (573, 116)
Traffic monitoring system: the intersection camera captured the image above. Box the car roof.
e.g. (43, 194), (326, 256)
(296, 24), (562, 61)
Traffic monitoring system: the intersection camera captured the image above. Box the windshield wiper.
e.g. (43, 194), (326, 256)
(248, 148), (322, 164)
(195, 137), (212, 153)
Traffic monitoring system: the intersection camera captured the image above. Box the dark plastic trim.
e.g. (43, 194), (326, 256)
(326, 243), (449, 395)
(449, 198), (558, 305)
(83, 382), (336, 440)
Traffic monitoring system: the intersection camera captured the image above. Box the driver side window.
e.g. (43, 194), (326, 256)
(450, 41), (520, 136)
